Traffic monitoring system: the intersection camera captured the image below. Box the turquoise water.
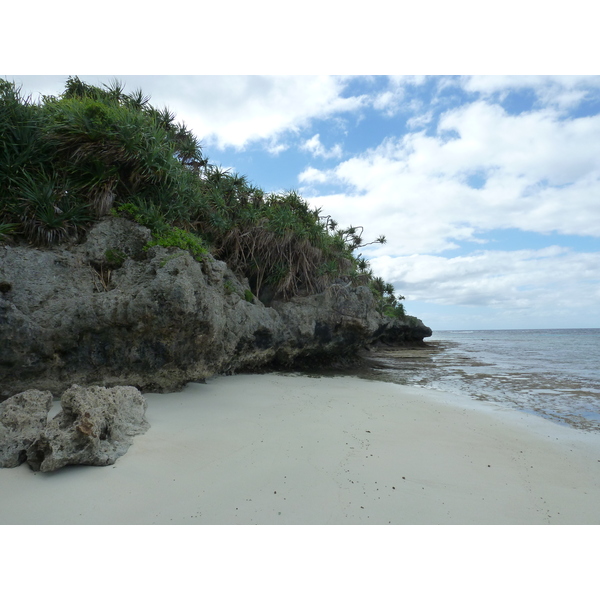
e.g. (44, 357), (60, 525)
(361, 329), (600, 431)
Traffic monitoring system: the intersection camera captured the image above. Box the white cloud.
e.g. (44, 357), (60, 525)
(371, 76), (429, 117)
(370, 247), (600, 314)
(460, 75), (600, 109)
(300, 134), (343, 159)
(303, 100), (600, 256)
(298, 167), (330, 184)
(372, 90), (396, 113)
(265, 141), (288, 155)
(406, 110), (434, 129)
(150, 76), (368, 150)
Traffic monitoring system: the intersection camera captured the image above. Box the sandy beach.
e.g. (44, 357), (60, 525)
(1, 372), (599, 525)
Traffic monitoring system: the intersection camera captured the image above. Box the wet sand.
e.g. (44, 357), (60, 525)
(1, 373), (599, 524)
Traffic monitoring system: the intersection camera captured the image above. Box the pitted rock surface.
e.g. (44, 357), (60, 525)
(26, 385), (149, 472)
(0, 217), (431, 399)
(0, 390), (54, 467)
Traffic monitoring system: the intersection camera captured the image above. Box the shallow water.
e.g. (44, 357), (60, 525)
(357, 329), (600, 432)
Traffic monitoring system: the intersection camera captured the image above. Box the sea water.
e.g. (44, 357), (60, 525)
(360, 329), (600, 431)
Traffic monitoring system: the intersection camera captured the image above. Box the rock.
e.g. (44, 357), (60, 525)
(0, 390), (53, 467)
(0, 384), (150, 472)
(0, 217), (431, 399)
(270, 284), (383, 366)
(376, 316), (433, 346)
(78, 216), (151, 265)
(26, 385), (150, 472)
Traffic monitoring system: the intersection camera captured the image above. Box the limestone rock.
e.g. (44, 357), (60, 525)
(26, 385), (150, 472)
(0, 217), (431, 399)
(270, 284), (383, 365)
(0, 390), (53, 467)
(78, 215), (152, 265)
(377, 316), (433, 345)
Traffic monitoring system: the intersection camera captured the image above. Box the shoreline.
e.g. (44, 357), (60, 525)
(1, 372), (599, 525)
(361, 333), (600, 433)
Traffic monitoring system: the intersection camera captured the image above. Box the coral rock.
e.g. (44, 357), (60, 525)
(26, 385), (149, 472)
(0, 390), (53, 467)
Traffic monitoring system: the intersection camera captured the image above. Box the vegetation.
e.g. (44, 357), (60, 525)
(370, 276), (406, 319)
(104, 248), (128, 268)
(0, 77), (406, 315)
(143, 225), (207, 261)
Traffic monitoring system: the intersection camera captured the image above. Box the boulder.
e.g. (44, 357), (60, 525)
(0, 389), (53, 467)
(376, 316), (433, 346)
(26, 385), (150, 472)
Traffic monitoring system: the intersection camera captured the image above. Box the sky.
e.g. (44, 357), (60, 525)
(5, 74), (600, 331)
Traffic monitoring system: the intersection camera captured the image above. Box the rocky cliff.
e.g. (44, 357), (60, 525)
(0, 217), (431, 399)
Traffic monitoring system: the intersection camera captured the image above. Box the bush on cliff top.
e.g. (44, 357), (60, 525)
(0, 77), (404, 312)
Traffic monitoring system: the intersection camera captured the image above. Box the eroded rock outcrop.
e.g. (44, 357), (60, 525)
(26, 385), (149, 472)
(375, 315), (434, 346)
(0, 217), (431, 399)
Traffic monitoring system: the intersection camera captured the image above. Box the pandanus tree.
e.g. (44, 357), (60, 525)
(0, 76), (406, 314)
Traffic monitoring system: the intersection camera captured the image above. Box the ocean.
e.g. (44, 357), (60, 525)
(359, 328), (600, 432)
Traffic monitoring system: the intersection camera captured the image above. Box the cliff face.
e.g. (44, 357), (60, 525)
(0, 218), (431, 399)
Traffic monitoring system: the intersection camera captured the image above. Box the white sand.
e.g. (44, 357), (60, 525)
(1, 373), (599, 524)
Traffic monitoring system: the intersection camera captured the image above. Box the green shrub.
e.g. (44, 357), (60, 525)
(145, 227), (207, 261)
(371, 276), (406, 318)
(383, 304), (406, 319)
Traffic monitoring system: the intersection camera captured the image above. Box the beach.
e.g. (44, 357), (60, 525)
(1, 372), (599, 525)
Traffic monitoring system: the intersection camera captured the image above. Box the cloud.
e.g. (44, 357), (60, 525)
(372, 90), (397, 114)
(151, 76), (368, 150)
(370, 247), (600, 313)
(460, 75), (600, 109)
(406, 110), (434, 129)
(265, 141), (288, 155)
(300, 134), (342, 159)
(302, 100), (600, 255)
(298, 167), (330, 184)
(371, 75), (429, 117)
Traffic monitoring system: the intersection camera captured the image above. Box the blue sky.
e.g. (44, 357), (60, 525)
(7, 74), (600, 331)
